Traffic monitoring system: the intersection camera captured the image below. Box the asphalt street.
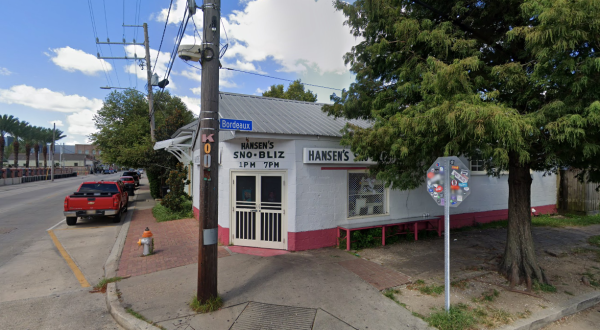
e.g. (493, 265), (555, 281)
(0, 172), (125, 329)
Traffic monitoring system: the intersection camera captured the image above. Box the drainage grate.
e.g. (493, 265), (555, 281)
(231, 302), (317, 330)
(0, 227), (16, 234)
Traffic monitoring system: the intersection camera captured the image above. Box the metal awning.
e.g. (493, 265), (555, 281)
(153, 135), (193, 164)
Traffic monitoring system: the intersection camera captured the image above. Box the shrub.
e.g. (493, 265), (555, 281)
(161, 163), (191, 212)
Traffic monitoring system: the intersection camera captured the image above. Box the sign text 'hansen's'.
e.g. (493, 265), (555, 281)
(302, 148), (373, 164)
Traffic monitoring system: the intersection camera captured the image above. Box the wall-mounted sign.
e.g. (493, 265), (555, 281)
(302, 148), (374, 164)
(234, 140), (286, 169)
(220, 118), (253, 131)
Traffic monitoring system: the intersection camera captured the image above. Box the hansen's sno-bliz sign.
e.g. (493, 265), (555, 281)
(302, 148), (375, 164)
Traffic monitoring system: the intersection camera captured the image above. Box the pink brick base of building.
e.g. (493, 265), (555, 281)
(193, 204), (557, 252)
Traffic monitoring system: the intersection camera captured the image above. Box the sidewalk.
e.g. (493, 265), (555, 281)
(111, 182), (430, 330)
(108, 185), (600, 330)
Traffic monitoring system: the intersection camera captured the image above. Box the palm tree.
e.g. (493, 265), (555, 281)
(42, 128), (66, 168)
(9, 121), (29, 168)
(0, 115), (19, 169)
(32, 126), (45, 168)
(23, 126), (41, 168)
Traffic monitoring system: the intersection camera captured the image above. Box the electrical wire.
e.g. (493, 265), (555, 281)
(220, 17), (228, 59)
(220, 67), (343, 91)
(150, 9), (190, 120)
(183, 60), (202, 71)
(122, 0), (134, 89)
(153, 0), (174, 74)
(87, 0), (113, 87)
(103, 0), (121, 87)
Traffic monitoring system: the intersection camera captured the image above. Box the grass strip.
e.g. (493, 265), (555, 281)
(190, 295), (223, 313)
(92, 277), (123, 292)
(126, 308), (166, 330)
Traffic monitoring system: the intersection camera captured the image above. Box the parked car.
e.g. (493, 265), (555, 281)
(120, 176), (136, 196)
(63, 181), (128, 226)
(122, 171), (140, 186)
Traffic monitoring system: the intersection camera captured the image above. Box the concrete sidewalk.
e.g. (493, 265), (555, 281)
(107, 184), (600, 330)
(109, 182), (431, 330)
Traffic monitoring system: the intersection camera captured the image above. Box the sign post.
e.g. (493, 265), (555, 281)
(426, 156), (471, 312)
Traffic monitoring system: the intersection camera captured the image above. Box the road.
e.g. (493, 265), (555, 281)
(0, 173), (125, 329)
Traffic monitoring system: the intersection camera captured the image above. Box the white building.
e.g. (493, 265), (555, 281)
(156, 92), (557, 251)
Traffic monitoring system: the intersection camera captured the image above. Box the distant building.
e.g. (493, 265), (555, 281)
(7, 153), (98, 168)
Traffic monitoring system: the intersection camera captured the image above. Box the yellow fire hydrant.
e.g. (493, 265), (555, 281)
(137, 227), (154, 256)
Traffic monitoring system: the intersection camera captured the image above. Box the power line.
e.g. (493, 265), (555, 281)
(151, 10), (190, 120)
(153, 0), (174, 75)
(103, 0), (121, 87)
(87, 0), (113, 87)
(220, 67), (343, 91)
(183, 60), (202, 71)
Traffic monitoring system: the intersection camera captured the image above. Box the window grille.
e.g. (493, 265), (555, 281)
(348, 172), (386, 218)
(470, 159), (485, 172)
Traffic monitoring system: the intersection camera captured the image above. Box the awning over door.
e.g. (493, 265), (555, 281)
(153, 135), (193, 164)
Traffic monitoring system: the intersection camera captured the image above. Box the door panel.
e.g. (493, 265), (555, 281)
(232, 172), (286, 249)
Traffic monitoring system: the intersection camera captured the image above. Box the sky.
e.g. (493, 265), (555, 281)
(0, 0), (359, 145)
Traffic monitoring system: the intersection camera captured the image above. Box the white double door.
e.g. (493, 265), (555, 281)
(231, 171), (287, 250)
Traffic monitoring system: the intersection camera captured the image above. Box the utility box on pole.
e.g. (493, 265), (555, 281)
(191, 0), (221, 303)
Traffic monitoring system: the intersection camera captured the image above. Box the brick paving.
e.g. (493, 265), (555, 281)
(118, 208), (230, 277)
(338, 258), (411, 291)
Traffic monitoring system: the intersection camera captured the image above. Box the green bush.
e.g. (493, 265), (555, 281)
(146, 169), (162, 199)
(152, 199), (193, 222)
(161, 163), (191, 212)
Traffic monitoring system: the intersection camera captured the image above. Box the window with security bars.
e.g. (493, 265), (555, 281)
(470, 158), (486, 174)
(348, 172), (387, 218)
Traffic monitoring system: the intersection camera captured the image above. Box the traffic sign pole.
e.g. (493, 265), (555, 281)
(444, 159), (450, 312)
(426, 156), (471, 313)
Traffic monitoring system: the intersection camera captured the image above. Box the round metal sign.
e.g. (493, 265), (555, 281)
(427, 156), (471, 207)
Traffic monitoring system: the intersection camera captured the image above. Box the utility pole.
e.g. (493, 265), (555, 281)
(143, 23), (155, 141)
(188, 0), (220, 303)
(51, 123), (55, 182)
(96, 24), (155, 140)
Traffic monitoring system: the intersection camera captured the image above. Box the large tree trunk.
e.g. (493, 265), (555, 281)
(499, 153), (548, 289)
(13, 141), (19, 168)
(0, 135), (4, 170)
(34, 144), (39, 168)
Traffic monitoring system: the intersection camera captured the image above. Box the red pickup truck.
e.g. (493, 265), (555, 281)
(63, 181), (129, 226)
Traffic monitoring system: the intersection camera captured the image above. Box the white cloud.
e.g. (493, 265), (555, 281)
(191, 86), (201, 95)
(47, 46), (113, 75)
(156, 0), (188, 24)
(0, 67), (12, 76)
(155, 0), (360, 78)
(49, 120), (64, 127)
(223, 0), (359, 74)
(179, 96), (201, 113)
(255, 88), (264, 94)
(179, 64), (238, 88)
(221, 58), (265, 74)
(67, 110), (98, 136)
(0, 85), (103, 113)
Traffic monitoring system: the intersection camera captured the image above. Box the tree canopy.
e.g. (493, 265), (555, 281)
(324, 0), (600, 287)
(262, 79), (318, 102)
(90, 90), (195, 169)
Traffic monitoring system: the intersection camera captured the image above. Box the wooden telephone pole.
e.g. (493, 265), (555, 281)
(97, 24), (155, 141)
(189, 0), (220, 302)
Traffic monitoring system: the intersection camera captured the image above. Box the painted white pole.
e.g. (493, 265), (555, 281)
(444, 159), (451, 312)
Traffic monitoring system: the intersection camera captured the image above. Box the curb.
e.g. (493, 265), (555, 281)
(499, 290), (600, 330)
(104, 192), (162, 330)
